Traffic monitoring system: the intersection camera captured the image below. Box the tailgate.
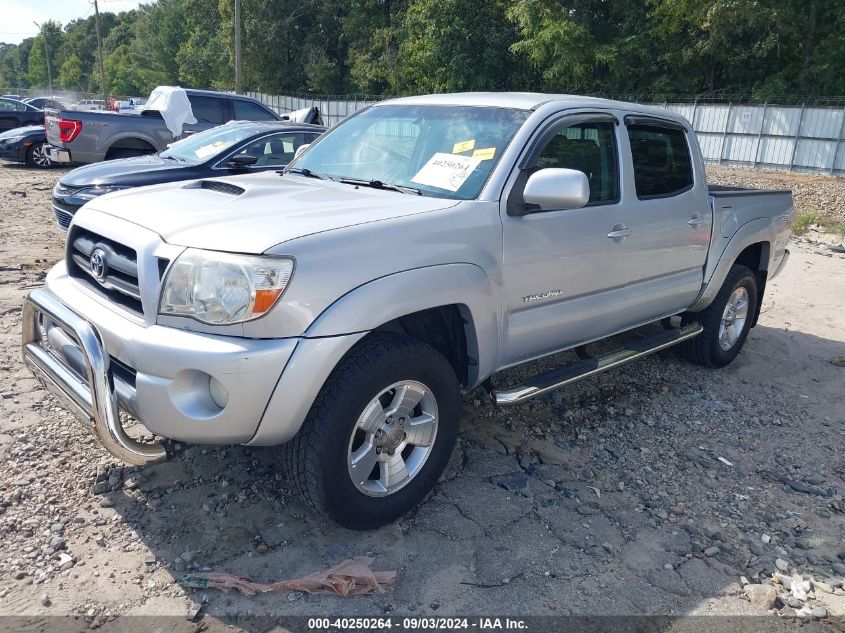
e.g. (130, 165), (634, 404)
(44, 110), (64, 147)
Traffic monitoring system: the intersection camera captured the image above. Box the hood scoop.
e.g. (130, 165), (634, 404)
(185, 180), (245, 196)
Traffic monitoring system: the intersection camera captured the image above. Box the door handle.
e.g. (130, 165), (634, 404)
(688, 215), (706, 226)
(607, 225), (632, 239)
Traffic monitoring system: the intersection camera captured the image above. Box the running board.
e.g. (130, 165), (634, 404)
(493, 322), (703, 406)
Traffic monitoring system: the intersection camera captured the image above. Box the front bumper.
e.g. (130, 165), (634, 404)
(0, 144), (26, 163)
(22, 268), (299, 463)
(22, 289), (167, 464)
(46, 146), (72, 164)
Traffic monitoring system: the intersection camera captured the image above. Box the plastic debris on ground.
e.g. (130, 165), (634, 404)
(178, 556), (396, 597)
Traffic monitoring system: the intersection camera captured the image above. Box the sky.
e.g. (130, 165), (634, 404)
(1, 0), (145, 45)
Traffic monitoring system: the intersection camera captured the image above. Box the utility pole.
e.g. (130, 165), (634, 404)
(234, 0), (241, 93)
(93, 0), (107, 104)
(32, 21), (53, 95)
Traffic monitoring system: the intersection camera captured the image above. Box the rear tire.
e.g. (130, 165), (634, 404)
(284, 332), (461, 530)
(679, 264), (758, 368)
(25, 142), (52, 168)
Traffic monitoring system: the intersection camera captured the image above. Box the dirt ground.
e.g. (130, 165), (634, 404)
(0, 163), (844, 631)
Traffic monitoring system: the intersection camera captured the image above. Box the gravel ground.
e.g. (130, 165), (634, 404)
(708, 165), (845, 226)
(0, 163), (844, 631)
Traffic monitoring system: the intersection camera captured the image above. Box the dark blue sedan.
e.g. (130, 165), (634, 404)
(51, 120), (325, 230)
(0, 125), (52, 168)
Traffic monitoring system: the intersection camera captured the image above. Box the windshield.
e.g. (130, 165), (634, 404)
(289, 104), (530, 199)
(160, 124), (256, 163)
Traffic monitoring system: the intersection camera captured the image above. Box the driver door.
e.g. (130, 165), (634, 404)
(499, 113), (634, 368)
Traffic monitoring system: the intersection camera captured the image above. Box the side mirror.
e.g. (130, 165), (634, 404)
(294, 144), (311, 160)
(226, 153), (258, 169)
(521, 168), (590, 212)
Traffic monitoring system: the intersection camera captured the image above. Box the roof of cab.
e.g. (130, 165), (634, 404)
(379, 92), (687, 122)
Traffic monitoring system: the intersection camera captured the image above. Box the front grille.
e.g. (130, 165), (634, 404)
(67, 227), (143, 315)
(54, 207), (73, 230)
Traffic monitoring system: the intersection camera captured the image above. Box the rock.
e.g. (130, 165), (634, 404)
(749, 541), (765, 556)
(791, 576), (811, 601)
(49, 537), (66, 551)
(745, 583), (777, 609)
(92, 482), (109, 495)
(813, 579), (835, 594)
(14, 571), (26, 580)
(58, 553), (74, 571)
(704, 546), (720, 557)
(775, 558), (790, 572)
(99, 497), (114, 508)
(813, 607), (827, 618)
(602, 542), (613, 553)
(832, 562), (845, 576)
(180, 551), (197, 563)
(144, 554), (156, 565)
(761, 534), (771, 544)
(41, 594), (51, 607)
(492, 473), (531, 495)
(256, 543), (268, 554)
(786, 596), (803, 609)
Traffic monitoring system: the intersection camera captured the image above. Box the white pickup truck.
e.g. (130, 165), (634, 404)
(22, 93), (793, 529)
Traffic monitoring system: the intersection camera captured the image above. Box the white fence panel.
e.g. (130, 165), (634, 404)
(247, 92), (845, 176)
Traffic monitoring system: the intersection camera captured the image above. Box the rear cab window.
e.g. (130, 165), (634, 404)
(627, 121), (693, 199)
(188, 95), (227, 124)
(232, 99), (276, 121)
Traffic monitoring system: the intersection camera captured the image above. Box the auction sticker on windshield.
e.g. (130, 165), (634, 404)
(411, 153), (482, 192)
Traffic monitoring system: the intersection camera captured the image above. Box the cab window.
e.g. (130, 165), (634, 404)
(531, 121), (619, 205)
(240, 132), (321, 166)
(627, 124), (693, 198)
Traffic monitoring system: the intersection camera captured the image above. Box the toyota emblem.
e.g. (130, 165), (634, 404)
(89, 248), (108, 283)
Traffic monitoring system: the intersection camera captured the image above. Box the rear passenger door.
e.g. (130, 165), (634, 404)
(621, 117), (710, 312)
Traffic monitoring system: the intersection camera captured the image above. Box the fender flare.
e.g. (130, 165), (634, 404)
(249, 264), (501, 446)
(305, 263), (501, 385)
(690, 217), (772, 312)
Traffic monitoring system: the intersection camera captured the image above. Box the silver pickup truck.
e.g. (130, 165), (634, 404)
(22, 93), (793, 529)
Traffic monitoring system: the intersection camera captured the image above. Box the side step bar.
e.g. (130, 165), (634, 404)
(493, 322), (703, 405)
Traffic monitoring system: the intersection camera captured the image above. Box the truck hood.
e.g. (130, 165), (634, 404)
(81, 171), (460, 253)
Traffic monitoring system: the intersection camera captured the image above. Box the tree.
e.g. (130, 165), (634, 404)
(399, 0), (519, 93)
(27, 21), (63, 89)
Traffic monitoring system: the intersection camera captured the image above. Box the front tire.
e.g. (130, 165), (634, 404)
(25, 142), (52, 168)
(284, 332), (461, 530)
(679, 264), (758, 368)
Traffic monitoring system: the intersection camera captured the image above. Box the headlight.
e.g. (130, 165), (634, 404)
(75, 186), (129, 201)
(159, 249), (294, 325)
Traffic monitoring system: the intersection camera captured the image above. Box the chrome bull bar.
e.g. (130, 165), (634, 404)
(21, 288), (166, 465)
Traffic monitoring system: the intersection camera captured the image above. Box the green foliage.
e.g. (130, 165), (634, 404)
(0, 0), (842, 98)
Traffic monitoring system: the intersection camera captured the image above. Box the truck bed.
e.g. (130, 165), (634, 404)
(708, 184), (792, 197)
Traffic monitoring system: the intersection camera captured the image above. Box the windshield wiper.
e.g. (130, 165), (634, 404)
(286, 166), (330, 180)
(337, 177), (421, 196)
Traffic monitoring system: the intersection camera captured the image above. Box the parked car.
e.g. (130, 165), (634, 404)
(0, 125), (51, 168)
(21, 93), (794, 530)
(51, 120), (325, 229)
(45, 88), (303, 165)
(24, 97), (68, 111)
(0, 97), (43, 131)
(72, 99), (106, 111)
